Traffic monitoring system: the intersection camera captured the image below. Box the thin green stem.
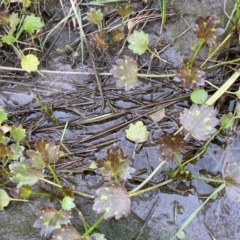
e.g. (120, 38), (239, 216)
(191, 38), (205, 66)
(40, 177), (94, 198)
(82, 214), (104, 237)
(47, 164), (60, 185)
(129, 161), (166, 195)
(132, 143), (137, 159)
(129, 179), (172, 197)
(182, 128), (222, 167)
(191, 174), (226, 183)
(174, 153), (184, 172)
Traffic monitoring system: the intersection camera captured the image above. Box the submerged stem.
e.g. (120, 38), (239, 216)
(82, 214), (104, 236)
(129, 161), (166, 195)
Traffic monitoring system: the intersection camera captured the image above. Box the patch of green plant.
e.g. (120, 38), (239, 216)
(0, 9), (44, 72)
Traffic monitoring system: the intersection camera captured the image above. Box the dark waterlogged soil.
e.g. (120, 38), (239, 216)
(1, 0), (240, 239)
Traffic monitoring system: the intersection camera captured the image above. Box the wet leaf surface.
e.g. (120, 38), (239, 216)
(33, 206), (72, 237)
(93, 182), (131, 220)
(97, 146), (135, 181)
(179, 104), (219, 141)
(158, 133), (187, 161)
(224, 162), (240, 203)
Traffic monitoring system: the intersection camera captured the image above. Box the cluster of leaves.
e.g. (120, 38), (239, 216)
(0, 9), (44, 72)
(87, 5), (135, 49)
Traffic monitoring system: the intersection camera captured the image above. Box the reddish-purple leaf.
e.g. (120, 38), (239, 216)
(92, 32), (108, 49)
(158, 133), (187, 161)
(192, 15), (224, 46)
(50, 224), (81, 240)
(97, 146), (134, 181)
(33, 206), (72, 237)
(93, 182), (131, 220)
(34, 139), (60, 164)
(173, 59), (205, 91)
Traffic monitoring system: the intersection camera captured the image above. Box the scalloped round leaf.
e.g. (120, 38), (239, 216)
(0, 189), (11, 210)
(111, 29), (125, 42)
(110, 56), (138, 91)
(190, 88), (208, 104)
(98, 146), (134, 181)
(93, 182), (131, 220)
(117, 5), (135, 18)
(21, 54), (40, 73)
(92, 32), (108, 49)
(33, 207), (72, 237)
(50, 224), (81, 240)
(26, 150), (45, 169)
(126, 121), (149, 144)
(158, 133), (187, 161)
(224, 162), (240, 203)
(192, 15), (224, 47)
(179, 104), (219, 141)
(34, 139), (60, 164)
(127, 30), (149, 55)
(220, 113), (234, 129)
(61, 196), (76, 211)
(10, 143), (24, 160)
(0, 109), (7, 125)
(10, 125), (26, 142)
(23, 15), (44, 35)
(173, 59), (205, 91)
(9, 158), (43, 188)
(87, 8), (103, 25)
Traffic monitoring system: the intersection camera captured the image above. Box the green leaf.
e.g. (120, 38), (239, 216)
(33, 207), (72, 237)
(61, 196), (76, 211)
(179, 104), (219, 141)
(0, 189), (11, 210)
(23, 15), (44, 35)
(190, 88), (208, 104)
(10, 143), (24, 160)
(1, 35), (15, 44)
(97, 146), (134, 181)
(126, 121), (149, 144)
(0, 109), (7, 125)
(127, 30), (149, 55)
(110, 56), (138, 91)
(220, 113), (234, 129)
(21, 54), (40, 73)
(8, 12), (20, 36)
(9, 158), (43, 188)
(87, 8), (103, 25)
(93, 182), (131, 220)
(10, 125), (26, 142)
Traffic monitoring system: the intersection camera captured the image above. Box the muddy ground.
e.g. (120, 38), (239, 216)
(1, 0), (240, 239)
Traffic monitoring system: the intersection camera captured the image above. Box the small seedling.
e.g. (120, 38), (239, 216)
(173, 59), (205, 91)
